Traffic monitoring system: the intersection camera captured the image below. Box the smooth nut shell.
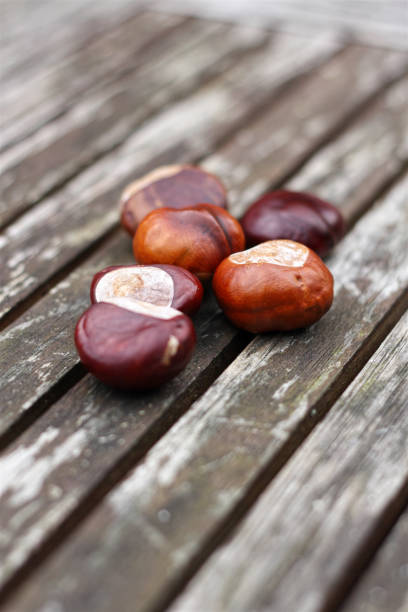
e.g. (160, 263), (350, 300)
(133, 203), (245, 279)
(212, 239), (333, 333)
(241, 190), (345, 256)
(75, 302), (196, 389)
(120, 165), (228, 235)
(90, 264), (203, 316)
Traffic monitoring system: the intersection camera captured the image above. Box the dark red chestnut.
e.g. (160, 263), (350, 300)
(133, 203), (245, 280)
(120, 164), (228, 235)
(212, 239), (333, 333)
(241, 190), (345, 257)
(75, 298), (196, 390)
(90, 264), (203, 316)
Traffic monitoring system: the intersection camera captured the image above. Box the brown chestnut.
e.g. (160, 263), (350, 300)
(90, 264), (203, 316)
(120, 165), (228, 235)
(75, 297), (196, 390)
(241, 190), (345, 257)
(212, 239), (333, 333)
(133, 203), (245, 280)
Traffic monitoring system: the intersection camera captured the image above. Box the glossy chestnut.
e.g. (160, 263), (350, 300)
(120, 164), (228, 235)
(241, 190), (345, 257)
(75, 298), (196, 390)
(90, 264), (203, 316)
(212, 239), (333, 333)
(133, 203), (245, 280)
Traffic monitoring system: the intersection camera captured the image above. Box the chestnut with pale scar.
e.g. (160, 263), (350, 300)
(213, 239), (334, 333)
(91, 264), (203, 316)
(120, 164), (228, 235)
(75, 298), (196, 390)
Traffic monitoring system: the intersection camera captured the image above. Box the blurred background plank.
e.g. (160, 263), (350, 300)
(152, 0), (408, 49)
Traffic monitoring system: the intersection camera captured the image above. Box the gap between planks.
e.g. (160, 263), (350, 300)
(324, 481), (408, 612)
(338, 497), (408, 612)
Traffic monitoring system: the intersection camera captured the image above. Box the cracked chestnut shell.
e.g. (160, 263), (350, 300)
(241, 190), (345, 257)
(120, 165), (228, 235)
(133, 203), (245, 280)
(75, 298), (196, 390)
(212, 239), (333, 333)
(90, 264), (203, 316)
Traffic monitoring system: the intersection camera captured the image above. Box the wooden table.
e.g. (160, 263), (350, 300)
(1, 3), (407, 611)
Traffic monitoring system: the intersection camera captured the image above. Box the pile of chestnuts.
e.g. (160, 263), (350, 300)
(75, 164), (344, 390)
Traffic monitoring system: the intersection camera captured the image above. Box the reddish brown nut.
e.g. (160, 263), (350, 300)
(90, 264), (203, 316)
(241, 190), (345, 257)
(212, 239), (333, 333)
(120, 164), (228, 235)
(133, 203), (245, 280)
(75, 298), (196, 390)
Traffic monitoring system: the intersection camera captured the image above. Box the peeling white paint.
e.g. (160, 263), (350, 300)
(0, 429), (86, 507)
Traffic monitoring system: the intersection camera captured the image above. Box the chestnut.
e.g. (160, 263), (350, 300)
(133, 203), (246, 280)
(212, 239), (333, 333)
(90, 264), (203, 316)
(120, 164), (228, 235)
(75, 297), (196, 390)
(241, 190), (345, 257)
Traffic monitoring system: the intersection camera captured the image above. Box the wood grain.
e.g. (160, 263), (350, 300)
(171, 311), (408, 612)
(155, 0), (408, 49)
(0, 0), (142, 85)
(204, 56), (408, 219)
(0, 19), (268, 227)
(340, 505), (408, 612)
(2, 171), (407, 612)
(0, 30), (341, 322)
(0, 288), (247, 592)
(2, 54), (407, 441)
(0, 11), (183, 151)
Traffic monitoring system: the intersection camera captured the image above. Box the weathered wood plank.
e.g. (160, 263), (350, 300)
(340, 506), (408, 612)
(155, 0), (408, 49)
(0, 20), (268, 227)
(0, 11), (187, 151)
(205, 67), (408, 219)
(0, 0), (142, 83)
(0, 31), (341, 322)
(2, 172), (407, 611)
(0, 291), (246, 592)
(2, 51), (407, 441)
(170, 312), (408, 612)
